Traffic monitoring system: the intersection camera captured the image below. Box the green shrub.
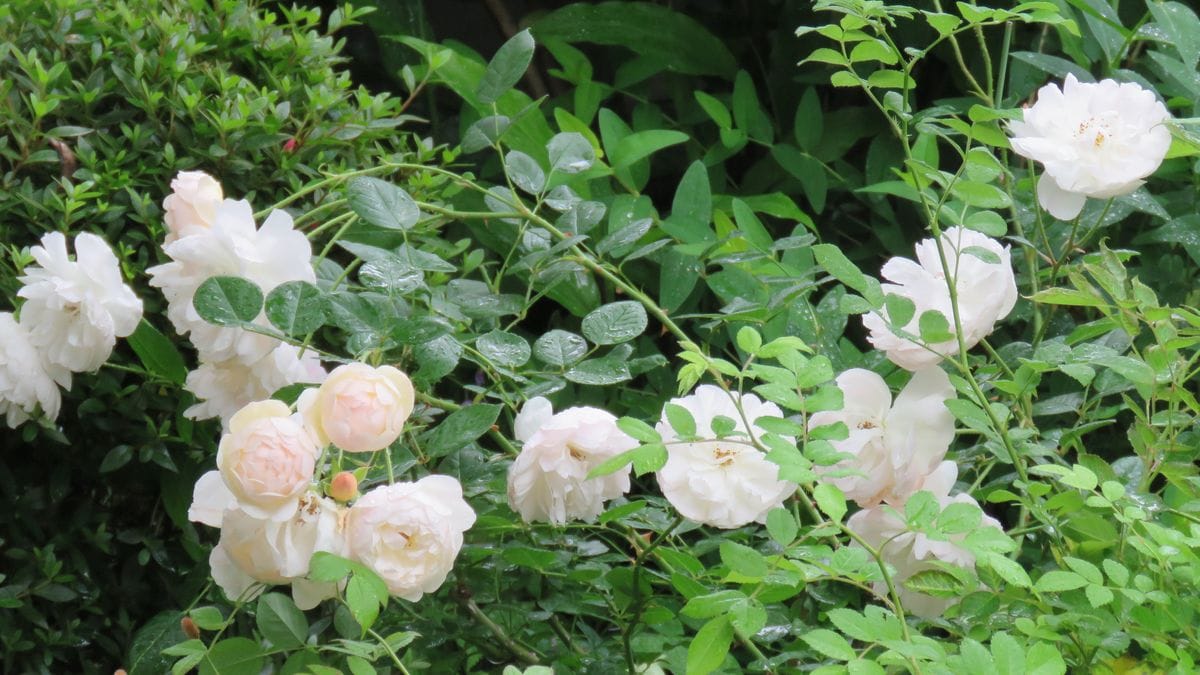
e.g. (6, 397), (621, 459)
(0, 1), (436, 671)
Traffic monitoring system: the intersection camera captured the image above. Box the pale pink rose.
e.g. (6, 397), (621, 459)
(216, 400), (319, 520)
(163, 171), (223, 244)
(809, 367), (955, 508)
(346, 475), (476, 601)
(147, 199), (315, 363)
(862, 228), (1017, 371)
(506, 397), (638, 524)
(847, 462), (1005, 618)
(655, 385), (797, 529)
(213, 493), (346, 609)
(299, 363), (415, 453)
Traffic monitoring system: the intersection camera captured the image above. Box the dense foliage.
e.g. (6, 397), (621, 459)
(3, 0), (1200, 674)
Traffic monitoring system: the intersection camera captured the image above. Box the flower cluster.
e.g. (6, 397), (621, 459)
(189, 363), (475, 606)
(821, 224), (1018, 614)
(810, 366), (1003, 617)
(507, 384), (797, 530)
(148, 171), (325, 425)
(1, 232), (142, 428)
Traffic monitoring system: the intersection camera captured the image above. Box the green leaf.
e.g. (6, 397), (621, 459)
(1030, 287), (1107, 308)
(812, 244), (880, 305)
(982, 552), (1031, 589)
(1091, 355), (1155, 386)
(825, 609), (878, 642)
(794, 87), (823, 151)
(546, 131), (595, 173)
(126, 320), (187, 385)
(264, 281), (325, 336)
(189, 606), (226, 631)
(1147, 1), (1200, 69)
(962, 245), (1000, 264)
(533, 329), (588, 367)
(802, 628), (855, 661)
(729, 597), (767, 635)
(772, 144), (828, 213)
(664, 403), (697, 438)
(733, 70), (773, 143)
(193, 276), (263, 326)
(199, 638), (265, 675)
(661, 161), (714, 244)
(937, 501), (982, 534)
(308, 552), (354, 582)
(532, 3), (737, 78)
(346, 177), (420, 231)
(475, 330), (531, 368)
(611, 130), (688, 168)
(884, 293), (915, 329)
(965, 210), (1008, 236)
(99, 444), (133, 473)
(414, 334), (463, 384)
(564, 357), (631, 385)
(476, 29), (536, 104)
(1034, 570), (1087, 593)
(719, 541), (767, 579)
(1026, 641), (1067, 675)
(905, 568), (967, 596)
(347, 656), (376, 675)
(766, 508), (798, 546)
(813, 483), (847, 522)
(423, 404), (502, 457)
(581, 301), (648, 345)
(695, 91), (732, 128)
(346, 576), (381, 632)
(462, 115), (511, 153)
(592, 418), (648, 452)
(686, 616), (734, 675)
(595, 218), (653, 256)
(256, 593), (308, 650)
(504, 150), (546, 194)
(127, 611), (186, 675)
(918, 309), (955, 343)
(1085, 584), (1114, 608)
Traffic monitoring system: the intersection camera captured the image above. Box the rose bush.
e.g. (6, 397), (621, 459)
(4, 1), (1200, 674)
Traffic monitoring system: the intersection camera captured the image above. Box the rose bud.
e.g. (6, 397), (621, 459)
(330, 471), (358, 502)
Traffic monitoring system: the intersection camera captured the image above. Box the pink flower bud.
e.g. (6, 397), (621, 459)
(330, 471), (358, 502)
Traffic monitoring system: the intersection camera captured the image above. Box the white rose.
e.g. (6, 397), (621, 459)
(212, 493), (345, 609)
(298, 363), (415, 453)
(862, 227), (1017, 371)
(1009, 74), (1171, 220)
(184, 343), (326, 427)
(346, 475), (476, 601)
(17, 232), (143, 372)
(847, 462), (1004, 618)
(506, 397), (638, 524)
(188, 470), (235, 528)
(216, 400), (319, 521)
(163, 170), (223, 244)
(147, 199), (314, 363)
(655, 385), (797, 529)
(0, 312), (70, 428)
(809, 367), (954, 508)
